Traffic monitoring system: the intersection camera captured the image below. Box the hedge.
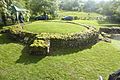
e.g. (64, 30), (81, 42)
(3, 26), (99, 55)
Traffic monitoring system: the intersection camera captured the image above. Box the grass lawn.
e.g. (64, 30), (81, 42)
(58, 11), (103, 18)
(0, 33), (120, 80)
(100, 24), (120, 27)
(1, 11), (120, 80)
(24, 20), (101, 34)
(24, 21), (87, 34)
(73, 20), (101, 29)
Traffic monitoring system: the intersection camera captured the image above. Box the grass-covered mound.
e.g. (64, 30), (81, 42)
(58, 11), (103, 18)
(24, 21), (87, 34)
(3, 26), (98, 55)
(0, 33), (120, 80)
(73, 20), (100, 27)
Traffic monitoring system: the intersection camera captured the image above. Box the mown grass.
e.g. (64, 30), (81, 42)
(1, 11), (120, 80)
(73, 20), (101, 29)
(100, 24), (120, 27)
(0, 34), (120, 80)
(58, 11), (103, 18)
(25, 21), (87, 34)
(24, 20), (101, 34)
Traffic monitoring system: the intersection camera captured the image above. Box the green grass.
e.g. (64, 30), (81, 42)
(58, 11), (103, 18)
(25, 21), (87, 33)
(57, 11), (107, 29)
(24, 20), (101, 34)
(0, 34), (120, 80)
(100, 24), (120, 27)
(1, 11), (120, 80)
(73, 20), (100, 29)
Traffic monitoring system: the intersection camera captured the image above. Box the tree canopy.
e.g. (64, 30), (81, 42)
(1, 0), (120, 23)
(29, 0), (59, 15)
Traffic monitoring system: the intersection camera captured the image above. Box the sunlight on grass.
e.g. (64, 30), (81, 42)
(112, 40), (120, 50)
(25, 21), (87, 33)
(73, 20), (100, 29)
(58, 11), (103, 18)
(0, 34), (120, 80)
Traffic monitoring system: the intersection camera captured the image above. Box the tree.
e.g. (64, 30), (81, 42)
(0, 0), (12, 25)
(0, 0), (30, 25)
(60, 0), (84, 11)
(96, 0), (120, 23)
(29, 0), (59, 18)
(83, 0), (96, 12)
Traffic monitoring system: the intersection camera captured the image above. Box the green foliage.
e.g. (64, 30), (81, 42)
(29, 0), (59, 16)
(0, 0), (10, 13)
(3, 25), (36, 44)
(60, 0), (84, 11)
(74, 16), (79, 20)
(12, 0), (26, 8)
(30, 40), (49, 48)
(84, 0), (96, 12)
(95, 0), (120, 22)
(29, 39), (49, 55)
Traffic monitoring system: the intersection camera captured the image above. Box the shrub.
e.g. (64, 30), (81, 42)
(30, 40), (49, 48)
(74, 16), (79, 20)
(29, 39), (50, 55)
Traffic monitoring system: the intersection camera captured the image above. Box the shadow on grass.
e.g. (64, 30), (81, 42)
(16, 46), (46, 65)
(16, 44), (93, 65)
(50, 45), (93, 56)
(0, 34), (14, 44)
(111, 34), (120, 41)
(0, 34), (46, 65)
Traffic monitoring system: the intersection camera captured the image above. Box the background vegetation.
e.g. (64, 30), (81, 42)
(1, 0), (120, 26)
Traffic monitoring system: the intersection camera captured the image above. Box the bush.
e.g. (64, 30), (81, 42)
(29, 39), (50, 55)
(74, 16), (79, 20)
(30, 40), (49, 48)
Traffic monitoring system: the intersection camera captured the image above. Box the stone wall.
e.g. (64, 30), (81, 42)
(99, 27), (120, 34)
(3, 26), (99, 55)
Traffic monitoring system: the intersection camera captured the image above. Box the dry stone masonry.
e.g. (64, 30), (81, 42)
(2, 26), (99, 55)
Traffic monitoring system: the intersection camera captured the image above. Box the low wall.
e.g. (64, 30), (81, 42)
(3, 26), (99, 55)
(35, 29), (98, 49)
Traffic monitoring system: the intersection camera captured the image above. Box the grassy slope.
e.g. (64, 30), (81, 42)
(58, 11), (103, 18)
(24, 11), (102, 33)
(58, 11), (105, 29)
(25, 21), (86, 34)
(0, 34), (120, 80)
(73, 20), (100, 29)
